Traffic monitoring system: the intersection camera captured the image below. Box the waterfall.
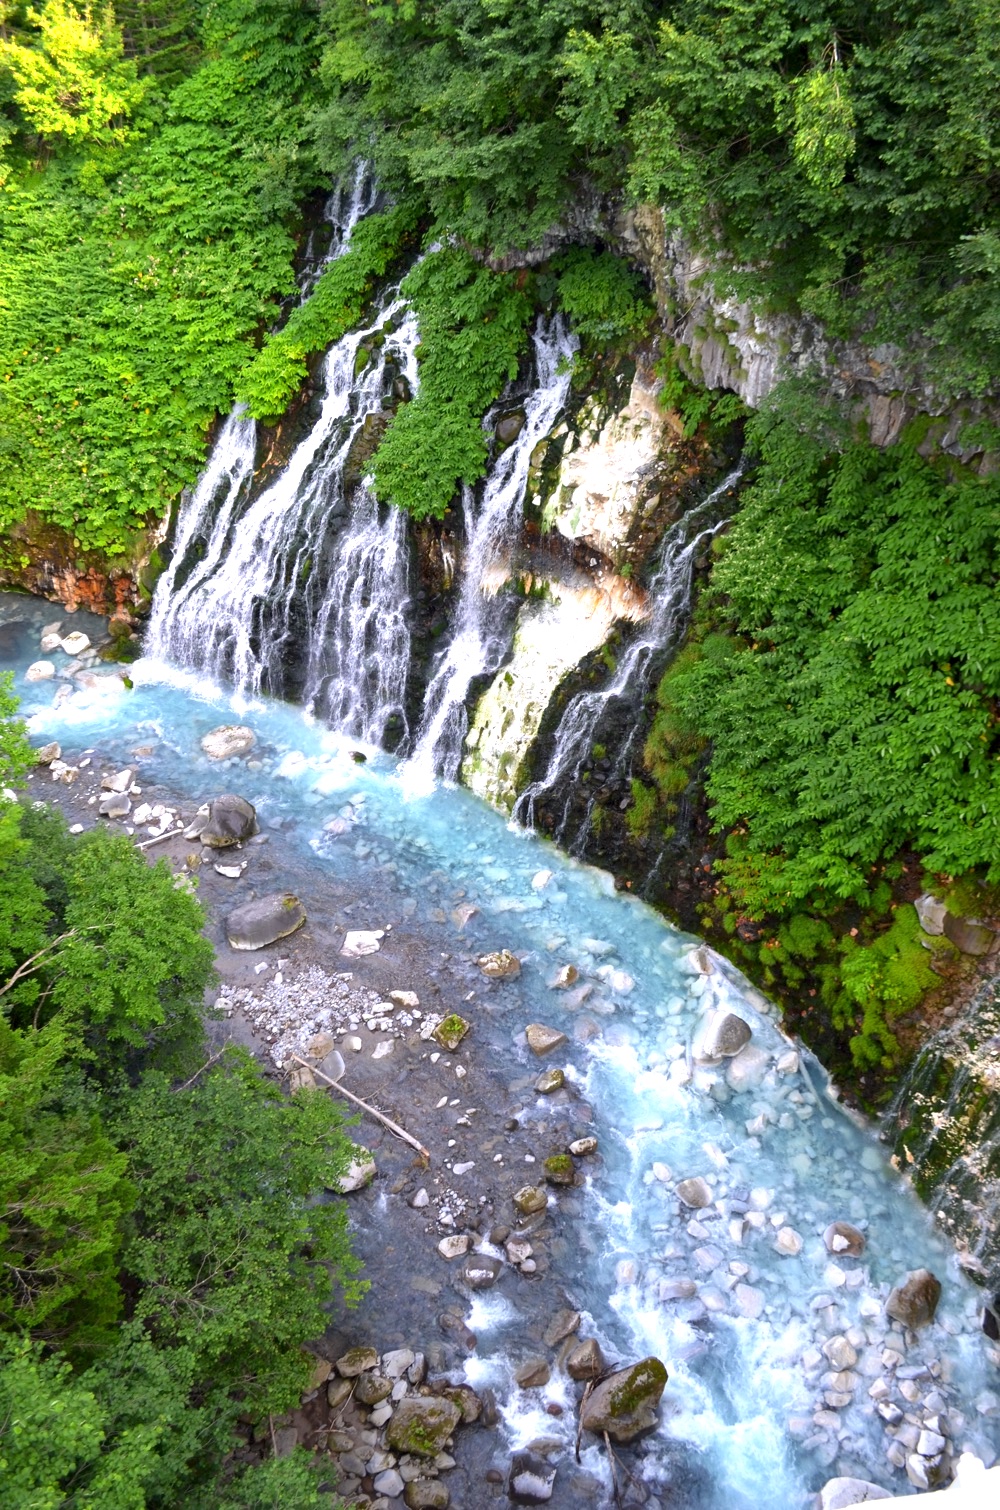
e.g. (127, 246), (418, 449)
(147, 171), (419, 746)
(405, 315), (577, 787)
(513, 462), (745, 845)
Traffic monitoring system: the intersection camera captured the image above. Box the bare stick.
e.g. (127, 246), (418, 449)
(575, 1379), (594, 1463)
(290, 1053), (430, 1161)
(174, 1046), (228, 1093)
(136, 824), (185, 851)
(604, 1431), (623, 1509)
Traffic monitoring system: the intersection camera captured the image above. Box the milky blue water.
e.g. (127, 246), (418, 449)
(3, 596), (998, 1507)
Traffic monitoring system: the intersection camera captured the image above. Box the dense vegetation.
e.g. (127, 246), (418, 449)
(636, 398), (1000, 1076)
(2, 0), (997, 551)
(0, 681), (360, 1507)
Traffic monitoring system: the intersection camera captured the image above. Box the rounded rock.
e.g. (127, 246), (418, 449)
(201, 724), (255, 759)
(225, 892), (306, 950)
(513, 1185), (548, 1216)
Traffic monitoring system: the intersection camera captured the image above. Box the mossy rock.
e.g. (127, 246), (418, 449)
(580, 1357), (668, 1442)
(433, 1014), (470, 1051)
(544, 1153), (575, 1186)
(385, 1396), (462, 1458)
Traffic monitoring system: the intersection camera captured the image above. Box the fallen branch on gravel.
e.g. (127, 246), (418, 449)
(290, 1052), (430, 1161)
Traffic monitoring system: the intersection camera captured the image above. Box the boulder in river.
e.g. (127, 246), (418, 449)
(818, 1478), (893, 1508)
(513, 1185), (548, 1216)
(507, 1450), (556, 1504)
(675, 1176), (712, 1209)
(548, 964), (578, 989)
(477, 948), (521, 980)
(200, 724), (255, 759)
(886, 1268), (941, 1329)
(335, 1345), (378, 1377)
(60, 631), (90, 655)
(98, 791), (132, 819)
(25, 660), (55, 682)
(226, 892), (305, 950)
(580, 1356), (668, 1442)
(824, 1221), (866, 1257)
(525, 1023), (567, 1055)
(386, 1395), (461, 1457)
(35, 741), (60, 765)
(404, 1482), (450, 1510)
(333, 1145), (377, 1194)
(566, 1338), (604, 1380)
(543, 1154), (575, 1186)
(942, 912), (995, 955)
(692, 1010), (752, 1062)
(534, 1068), (565, 1094)
(433, 1014), (470, 1050)
(200, 793), (258, 848)
(462, 1252), (501, 1290)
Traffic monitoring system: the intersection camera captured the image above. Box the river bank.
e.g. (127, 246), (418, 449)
(4, 591), (1000, 1510)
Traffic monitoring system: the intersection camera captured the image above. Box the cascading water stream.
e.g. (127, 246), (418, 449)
(146, 298), (419, 743)
(404, 316), (578, 788)
(513, 462), (744, 847)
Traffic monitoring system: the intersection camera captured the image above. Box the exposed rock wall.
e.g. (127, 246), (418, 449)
(613, 204), (996, 467)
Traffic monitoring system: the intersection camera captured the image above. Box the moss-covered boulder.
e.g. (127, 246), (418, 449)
(580, 1357), (668, 1442)
(386, 1396), (462, 1458)
(544, 1153), (575, 1186)
(433, 1014), (470, 1050)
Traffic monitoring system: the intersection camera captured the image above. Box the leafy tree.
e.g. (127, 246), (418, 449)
(0, 0), (146, 146)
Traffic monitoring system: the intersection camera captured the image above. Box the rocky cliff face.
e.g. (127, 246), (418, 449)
(613, 203), (997, 469)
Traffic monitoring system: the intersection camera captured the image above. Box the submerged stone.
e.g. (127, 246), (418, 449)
(580, 1357), (668, 1442)
(225, 892), (305, 950)
(507, 1449), (556, 1504)
(887, 1269), (942, 1329)
(201, 723), (255, 759)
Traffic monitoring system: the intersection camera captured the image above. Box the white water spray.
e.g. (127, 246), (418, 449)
(513, 462), (745, 843)
(405, 315), (577, 788)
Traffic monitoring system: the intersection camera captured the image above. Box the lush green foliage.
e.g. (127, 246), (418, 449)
(671, 416), (1000, 915)
(237, 200), (421, 420)
(0, 0), (325, 557)
(369, 245), (533, 518)
(317, 0), (1000, 399)
(0, 694), (360, 1504)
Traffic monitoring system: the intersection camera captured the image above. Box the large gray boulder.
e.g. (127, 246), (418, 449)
(692, 1010), (752, 1062)
(225, 892), (305, 950)
(385, 1396), (462, 1457)
(579, 1357), (668, 1442)
(200, 794), (258, 848)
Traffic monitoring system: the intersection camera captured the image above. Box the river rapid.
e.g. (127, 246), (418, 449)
(2, 593), (999, 1510)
